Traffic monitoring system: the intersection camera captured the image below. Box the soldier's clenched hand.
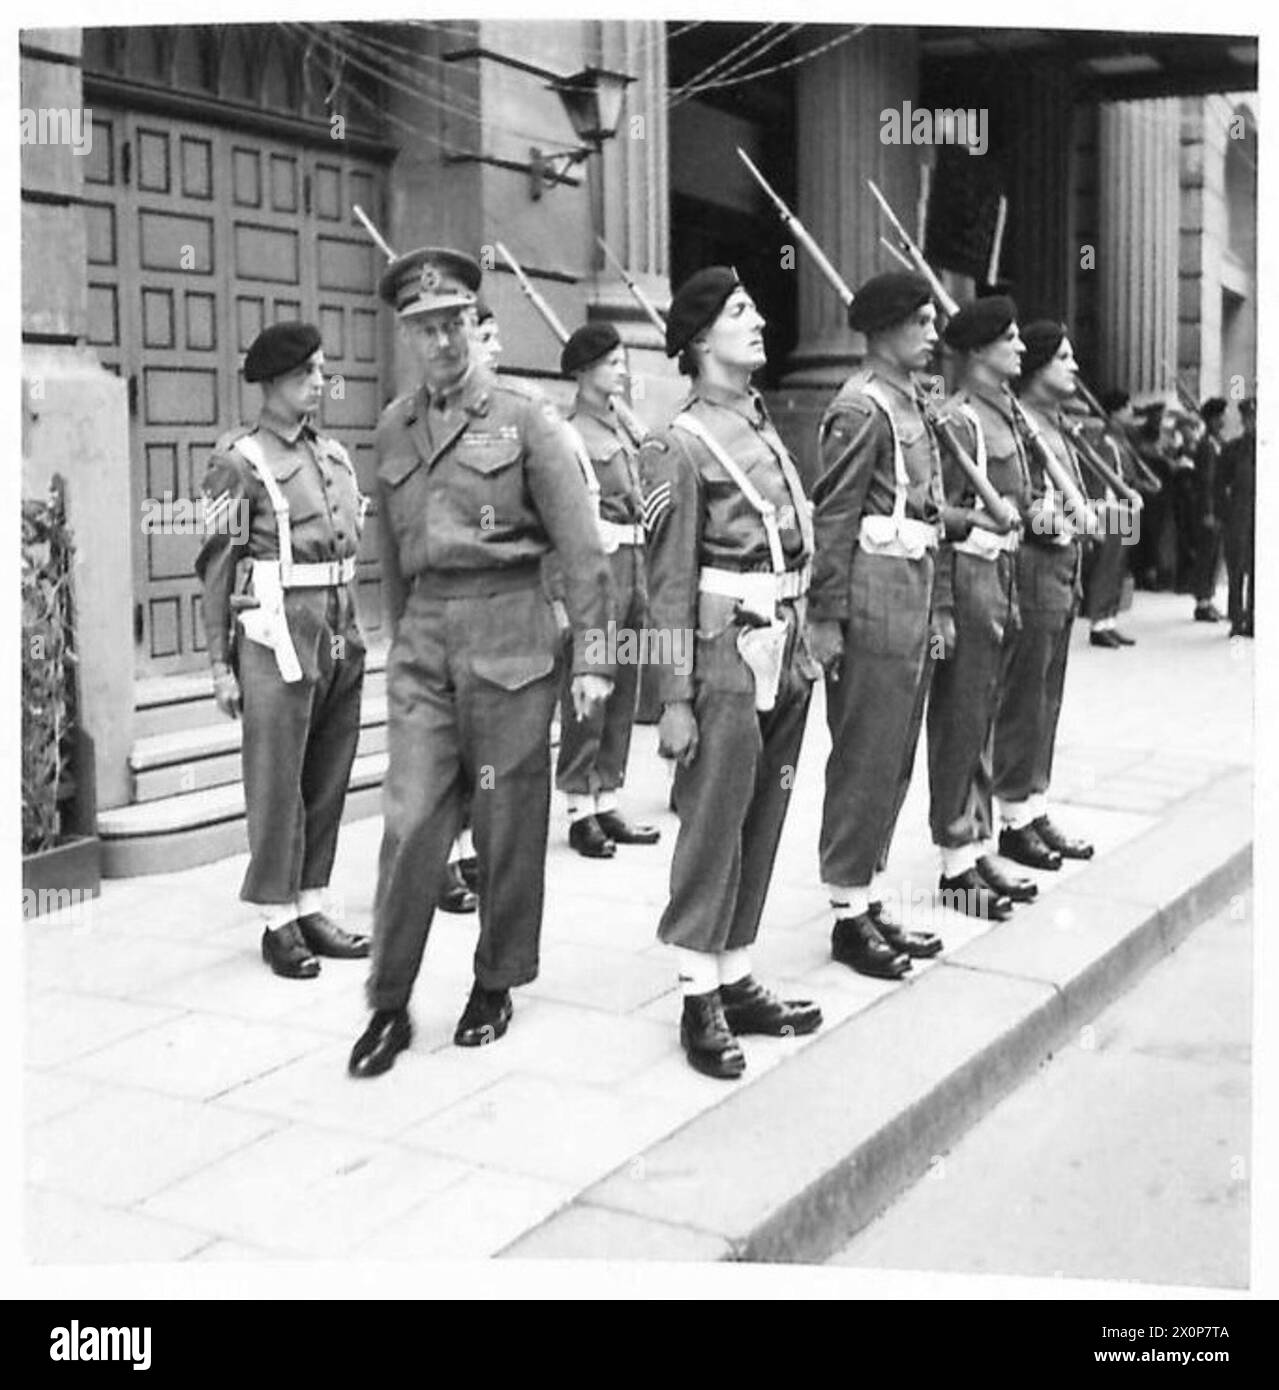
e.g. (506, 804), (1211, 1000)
(212, 664), (242, 720)
(658, 700), (699, 767)
(806, 618), (845, 679)
(570, 674), (613, 721)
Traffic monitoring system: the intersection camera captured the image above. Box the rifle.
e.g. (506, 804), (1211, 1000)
(737, 147), (855, 308)
(879, 236), (913, 270)
(1010, 398), (1101, 538)
(1164, 358), (1204, 422)
(497, 241), (571, 342)
(932, 417), (1021, 533)
(596, 236), (667, 335)
(1062, 419), (1144, 510)
(1074, 377), (1163, 493)
(497, 241), (648, 443)
(867, 179), (959, 316)
(352, 204), (396, 261)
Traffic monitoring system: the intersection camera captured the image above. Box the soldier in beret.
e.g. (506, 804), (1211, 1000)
(992, 320), (1096, 868)
(195, 322), (371, 979)
(807, 272), (976, 977)
(349, 247), (614, 1078)
(927, 296), (1038, 915)
(639, 266), (822, 1080)
(554, 321), (660, 858)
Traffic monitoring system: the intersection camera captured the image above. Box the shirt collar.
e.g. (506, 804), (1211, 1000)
(574, 395), (623, 433)
(865, 360), (919, 404)
(258, 401), (314, 445)
(420, 362), (492, 418)
(693, 378), (767, 427)
(966, 380), (1017, 423)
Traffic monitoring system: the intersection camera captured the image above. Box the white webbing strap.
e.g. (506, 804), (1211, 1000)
(672, 412), (786, 575)
(234, 434), (294, 584)
(859, 381), (910, 523)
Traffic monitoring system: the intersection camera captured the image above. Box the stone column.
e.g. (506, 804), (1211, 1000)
(1098, 98), (1181, 398)
(592, 19), (680, 427)
(786, 27), (922, 385)
(22, 28), (134, 811)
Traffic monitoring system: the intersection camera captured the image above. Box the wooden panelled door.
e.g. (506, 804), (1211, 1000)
(83, 108), (391, 678)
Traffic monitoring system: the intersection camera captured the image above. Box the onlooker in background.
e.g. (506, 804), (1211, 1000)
(1217, 397), (1256, 638)
(1081, 391), (1137, 648)
(1168, 407), (1202, 595)
(1131, 402), (1172, 590)
(1191, 398), (1228, 623)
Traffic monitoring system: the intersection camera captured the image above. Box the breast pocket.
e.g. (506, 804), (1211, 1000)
(453, 441), (525, 527)
(379, 452), (426, 542)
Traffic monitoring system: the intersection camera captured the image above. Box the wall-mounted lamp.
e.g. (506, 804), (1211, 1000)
(531, 66), (636, 198)
(439, 46), (635, 201)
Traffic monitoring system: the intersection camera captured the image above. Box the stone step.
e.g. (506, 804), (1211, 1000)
(99, 752), (388, 878)
(133, 651), (387, 739)
(130, 697), (388, 802)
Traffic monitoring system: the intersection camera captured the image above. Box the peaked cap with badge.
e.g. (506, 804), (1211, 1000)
(378, 247), (482, 318)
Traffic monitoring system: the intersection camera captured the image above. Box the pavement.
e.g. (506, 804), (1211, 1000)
(22, 588), (1253, 1269)
(830, 890), (1252, 1288)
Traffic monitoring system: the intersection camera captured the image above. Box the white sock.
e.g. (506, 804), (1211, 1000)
(456, 829), (475, 859)
(940, 843), (978, 879)
(671, 946), (719, 996)
(975, 838), (996, 863)
(257, 902), (298, 932)
(828, 885), (870, 925)
(296, 887), (326, 917)
(1027, 792), (1048, 822)
(717, 948), (752, 987)
(564, 796), (593, 825)
(998, 798), (1033, 830)
(595, 790), (619, 816)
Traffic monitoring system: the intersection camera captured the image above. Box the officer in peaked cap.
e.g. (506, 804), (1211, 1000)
(549, 320), (661, 859)
(195, 320), (370, 980)
(348, 246), (615, 1078)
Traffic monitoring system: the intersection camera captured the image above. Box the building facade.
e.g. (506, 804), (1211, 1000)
(19, 21), (1256, 875)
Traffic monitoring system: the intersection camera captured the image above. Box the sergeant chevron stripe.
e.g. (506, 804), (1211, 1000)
(642, 482), (672, 532)
(202, 491), (232, 529)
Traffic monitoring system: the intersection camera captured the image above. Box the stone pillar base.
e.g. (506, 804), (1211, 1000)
(23, 346), (135, 811)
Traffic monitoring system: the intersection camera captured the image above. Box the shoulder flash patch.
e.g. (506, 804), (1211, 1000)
(213, 424), (253, 452)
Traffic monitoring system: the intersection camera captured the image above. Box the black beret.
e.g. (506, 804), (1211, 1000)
(1019, 320), (1068, 380)
(1201, 397), (1228, 421)
(561, 321), (621, 376)
(243, 322), (322, 383)
(848, 272), (933, 334)
(665, 266), (741, 357)
(943, 295), (1017, 351)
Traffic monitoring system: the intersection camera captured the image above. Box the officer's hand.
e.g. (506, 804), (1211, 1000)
(658, 701), (699, 767)
(570, 674), (613, 721)
(806, 619), (845, 680)
(930, 612), (957, 661)
(212, 664), (242, 720)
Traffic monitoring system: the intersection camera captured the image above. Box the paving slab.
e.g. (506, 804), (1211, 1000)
(21, 589), (1253, 1266)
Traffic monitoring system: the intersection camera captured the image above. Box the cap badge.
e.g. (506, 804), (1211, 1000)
(420, 265), (442, 293)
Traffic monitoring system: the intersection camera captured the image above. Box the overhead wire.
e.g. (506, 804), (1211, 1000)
(668, 23), (802, 110)
(674, 25), (865, 99)
(666, 22), (786, 105)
